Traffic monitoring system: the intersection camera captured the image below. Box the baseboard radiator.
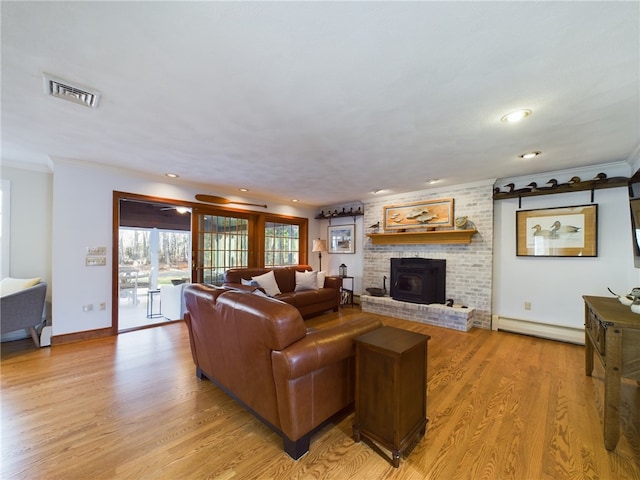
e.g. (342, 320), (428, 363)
(492, 315), (584, 345)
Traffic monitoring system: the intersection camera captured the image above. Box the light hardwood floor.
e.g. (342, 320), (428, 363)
(2, 309), (639, 479)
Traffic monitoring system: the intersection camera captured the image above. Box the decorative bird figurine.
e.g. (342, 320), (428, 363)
(593, 172), (629, 184)
(532, 224), (554, 237)
(526, 182), (538, 192)
(533, 179), (559, 191)
(369, 221), (380, 229)
(594, 173), (608, 183)
(550, 221), (581, 234)
(504, 183), (533, 194)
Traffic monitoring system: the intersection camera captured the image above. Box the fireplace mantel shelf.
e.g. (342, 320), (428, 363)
(367, 229), (477, 245)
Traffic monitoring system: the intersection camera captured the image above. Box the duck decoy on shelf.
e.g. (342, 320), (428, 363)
(369, 221), (380, 230)
(550, 220), (581, 234)
(593, 172), (630, 184)
(569, 176), (596, 189)
(504, 183), (534, 194)
(532, 179), (560, 191)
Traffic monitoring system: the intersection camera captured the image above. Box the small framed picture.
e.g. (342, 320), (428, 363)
(328, 224), (355, 254)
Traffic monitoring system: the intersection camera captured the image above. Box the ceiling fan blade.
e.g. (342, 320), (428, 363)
(195, 194), (267, 208)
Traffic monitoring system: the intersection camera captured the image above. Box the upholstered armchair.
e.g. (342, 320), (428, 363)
(1, 281), (47, 347)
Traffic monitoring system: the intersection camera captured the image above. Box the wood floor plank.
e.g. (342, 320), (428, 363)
(2, 308), (639, 479)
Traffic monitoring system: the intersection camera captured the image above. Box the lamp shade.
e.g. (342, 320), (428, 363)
(312, 239), (327, 253)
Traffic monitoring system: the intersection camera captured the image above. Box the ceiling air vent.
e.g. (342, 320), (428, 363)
(42, 73), (101, 108)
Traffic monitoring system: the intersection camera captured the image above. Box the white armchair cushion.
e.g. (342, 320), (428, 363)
(0, 277), (41, 298)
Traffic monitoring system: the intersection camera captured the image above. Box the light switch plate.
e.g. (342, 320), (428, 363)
(86, 246), (107, 255)
(85, 256), (106, 266)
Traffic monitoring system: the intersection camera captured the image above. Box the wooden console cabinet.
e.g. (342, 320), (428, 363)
(583, 295), (640, 450)
(353, 326), (430, 467)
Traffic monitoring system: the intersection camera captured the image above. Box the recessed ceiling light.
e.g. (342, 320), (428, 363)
(291, 199), (299, 203)
(427, 179), (440, 185)
(165, 173), (179, 178)
(239, 188), (249, 192)
(519, 151), (541, 159)
(500, 109), (532, 123)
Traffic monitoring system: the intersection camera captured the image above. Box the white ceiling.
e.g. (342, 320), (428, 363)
(2, 1), (638, 206)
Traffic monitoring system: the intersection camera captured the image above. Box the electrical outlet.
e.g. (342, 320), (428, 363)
(85, 256), (106, 266)
(82, 304), (93, 312)
(524, 301), (532, 310)
(99, 302), (106, 311)
(86, 246), (107, 255)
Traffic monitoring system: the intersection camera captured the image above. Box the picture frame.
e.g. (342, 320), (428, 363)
(328, 224), (355, 254)
(383, 198), (454, 230)
(516, 204), (598, 257)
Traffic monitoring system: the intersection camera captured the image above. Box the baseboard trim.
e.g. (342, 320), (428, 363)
(51, 327), (114, 345)
(495, 316), (584, 345)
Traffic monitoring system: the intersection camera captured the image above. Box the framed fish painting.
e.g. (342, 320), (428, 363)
(516, 204), (598, 257)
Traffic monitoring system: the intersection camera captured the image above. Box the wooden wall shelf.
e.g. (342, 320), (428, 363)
(367, 229), (477, 245)
(493, 177), (629, 201)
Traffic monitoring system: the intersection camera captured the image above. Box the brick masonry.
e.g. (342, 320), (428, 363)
(361, 295), (475, 331)
(362, 181), (493, 329)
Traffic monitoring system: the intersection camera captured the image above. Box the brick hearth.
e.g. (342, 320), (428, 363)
(361, 295), (475, 332)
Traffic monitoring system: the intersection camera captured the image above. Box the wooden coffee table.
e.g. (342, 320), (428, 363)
(353, 326), (430, 467)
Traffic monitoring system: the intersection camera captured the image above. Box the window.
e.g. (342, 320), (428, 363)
(195, 214), (249, 284)
(265, 221), (299, 267)
(191, 206), (308, 285)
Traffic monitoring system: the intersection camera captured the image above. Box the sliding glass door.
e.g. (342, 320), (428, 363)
(192, 210), (253, 285)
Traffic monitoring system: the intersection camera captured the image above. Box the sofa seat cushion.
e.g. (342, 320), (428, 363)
(274, 293), (296, 306)
(283, 288), (334, 308)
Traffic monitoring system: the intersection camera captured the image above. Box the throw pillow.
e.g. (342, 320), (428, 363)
(252, 270), (282, 297)
(241, 278), (259, 287)
(295, 270), (318, 292)
(316, 271), (326, 289)
(0, 277), (41, 298)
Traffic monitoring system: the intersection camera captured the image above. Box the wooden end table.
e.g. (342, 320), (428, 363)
(353, 326), (430, 467)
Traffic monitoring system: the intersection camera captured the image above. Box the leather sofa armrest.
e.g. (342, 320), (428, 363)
(272, 317), (382, 380)
(323, 276), (343, 289)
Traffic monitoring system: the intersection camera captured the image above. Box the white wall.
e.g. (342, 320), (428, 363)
(493, 162), (639, 329)
(0, 166), (52, 283)
(51, 159), (318, 337)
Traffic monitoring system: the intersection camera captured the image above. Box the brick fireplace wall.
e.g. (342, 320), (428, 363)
(362, 181), (494, 329)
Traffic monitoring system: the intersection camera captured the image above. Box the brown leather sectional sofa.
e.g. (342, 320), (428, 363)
(223, 265), (342, 318)
(183, 283), (382, 459)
